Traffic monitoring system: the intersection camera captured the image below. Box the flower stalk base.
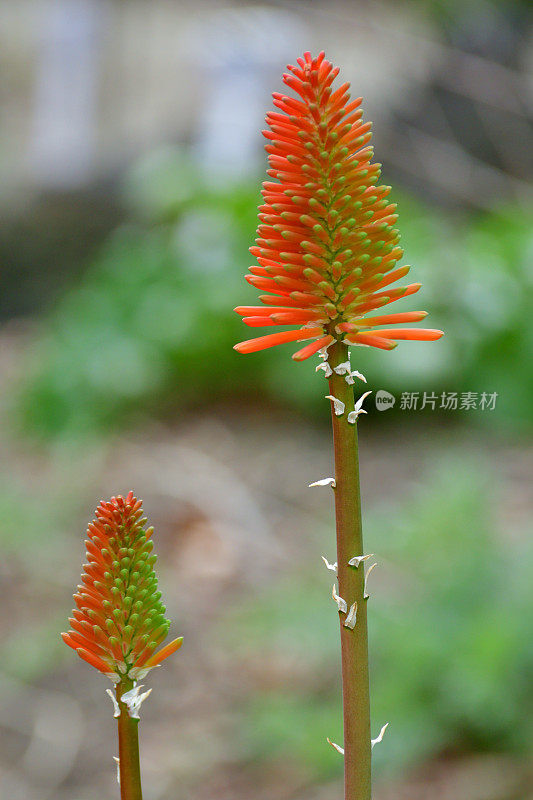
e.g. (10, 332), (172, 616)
(116, 678), (143, 800)
(327, 340), (372, 800)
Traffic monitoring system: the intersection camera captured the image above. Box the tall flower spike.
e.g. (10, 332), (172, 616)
(234, 51), (443, 359)
(62, 492), (182, 682)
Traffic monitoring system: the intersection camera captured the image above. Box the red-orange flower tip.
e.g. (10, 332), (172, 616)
(62, 492), (182, 682)
(233, 52), (443, 360)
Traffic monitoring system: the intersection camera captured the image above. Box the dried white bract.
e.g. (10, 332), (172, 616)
(113, 756), (120, 785)
(316, 362), (333, 377)
(348, 553), (374, 569)
(363, 562), (377, 600)
(327, 737), (345, 755)
(344, 602), (358, 629)
(347, 391), (372, 424)
(309, 477), (336, 488)
(332, 584), (347, 614)
(322, 556), (338, 573)
(121, 684), (153, 720)
(345, 369), (367, 385)
(129, 665), (156, 681)
(333, 360), (351, 375)
(106, 688), (121, 718)
(371, 722), (389, 749)
(326, 395), (345, 416)
(347, 411), (364, 424)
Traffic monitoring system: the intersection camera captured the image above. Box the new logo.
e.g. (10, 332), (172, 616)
(375, 390), (396, 411)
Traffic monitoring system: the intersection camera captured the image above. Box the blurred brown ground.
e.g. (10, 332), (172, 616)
(1, 324), (532, 799)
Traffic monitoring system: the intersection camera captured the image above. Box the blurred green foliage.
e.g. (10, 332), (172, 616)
(15, 147), (533, 436)
(223, 459), (533, 778)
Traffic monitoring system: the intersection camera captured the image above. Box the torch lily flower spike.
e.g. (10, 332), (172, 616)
(234, 51), (443, 359)
(232, 52), (444, 800)
(63, 492), (182, 799)
(62, 491), (182, 683)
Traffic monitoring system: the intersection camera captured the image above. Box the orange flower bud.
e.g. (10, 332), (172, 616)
(62, 492), (181, 681)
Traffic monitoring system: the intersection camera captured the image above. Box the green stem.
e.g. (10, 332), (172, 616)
(116, 679), (143, 800)
(327, 340), (372, 800)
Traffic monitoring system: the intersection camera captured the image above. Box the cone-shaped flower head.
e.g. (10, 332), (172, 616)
(62, 492), (182, 682)
(234, 51), (443, 360)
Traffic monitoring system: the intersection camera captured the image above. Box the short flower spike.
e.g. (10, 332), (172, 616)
(62, 492), (182, 682)
(234, 51), (443, 359)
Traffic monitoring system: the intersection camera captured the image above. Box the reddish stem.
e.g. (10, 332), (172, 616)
(327, 339), (372, 800)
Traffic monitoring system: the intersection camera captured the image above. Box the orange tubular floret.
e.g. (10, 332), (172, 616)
(349, 333), (398, 350)
(243, 317), (277, 327)
(292, 335), (335, 361)
(75, 647), (113, 674)
(234, 327), (323, 354)
(365, 328), (444, 341)
(143, 637), (184, 668)
(356, 312), (428, 326)
(233, 52), (443, 356)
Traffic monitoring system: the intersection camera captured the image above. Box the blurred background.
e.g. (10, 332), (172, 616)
(1, 0), (532, 798)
